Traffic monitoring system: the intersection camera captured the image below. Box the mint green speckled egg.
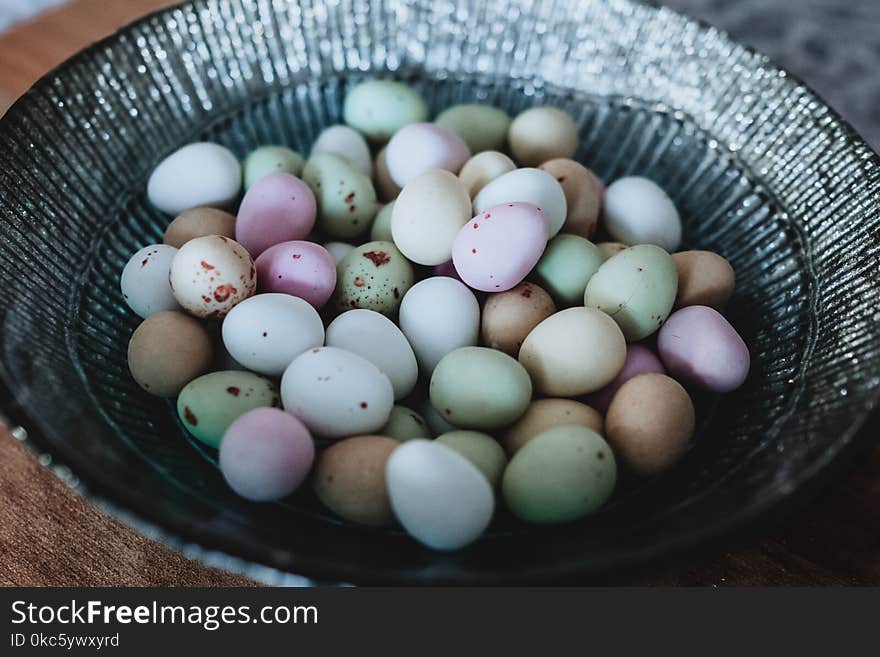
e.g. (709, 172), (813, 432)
(243, 145), (304, 190)
(333, 240), (414, 316)
(302, 153), (378, 239)
(436, 431), (507, 488)
(177, 370), (280, 448)
(343, 80), (428, 143)
(533, 234), (604, 306)
(435, 104), (512, 153)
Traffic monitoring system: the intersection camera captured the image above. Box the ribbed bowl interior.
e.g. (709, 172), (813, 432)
(0, 0), (878, 583)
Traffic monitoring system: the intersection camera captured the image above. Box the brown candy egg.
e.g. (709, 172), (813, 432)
(538, 158), (601, 238)
(596, 241), (627, 260)
(605, 373), (695, 476)
(374, 147), (402, 202)
(502, 398), (604, 456)
(673, 250), (735, 310)
(163, 207), (236, 249)
(481, 282), (556, 356)
(127, 310), (214, 397)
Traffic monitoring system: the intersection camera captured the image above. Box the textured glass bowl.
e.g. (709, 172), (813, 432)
(1, 0), (879, 584)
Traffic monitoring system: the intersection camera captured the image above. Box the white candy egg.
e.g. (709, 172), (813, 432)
(281, 347), (394, 439)
(222, 294), (325, 377)
(386, 439), (494, 550)
(169, 235), (256, 318)
(326, 309), (418, 400)
(323, 241), (354, 265)
(147, 142), (241, 215)
(120, 244), (180, 318)
(603, 176), (682, 252)
(399, 277), (480, 373)
(311, 125), (373, 177)
(473, 168), (567, 238)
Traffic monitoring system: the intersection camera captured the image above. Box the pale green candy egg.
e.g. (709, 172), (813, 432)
(333, 240), (414, 316)
(177, 370), (280, 448)
(436, 431), (507, 489)
(430, 346), (532, 430)
(243, 145), (304, 190)
(502, 425), (616, 524)
(302, 153), (378, 239)
(370, 201), (395, 242)
(381, 405), (432, 441)
(584, 244), (678, 341)
(435, 104), (512, 153)
(343, 80), (428, 143)
(533, 234), (604, 306)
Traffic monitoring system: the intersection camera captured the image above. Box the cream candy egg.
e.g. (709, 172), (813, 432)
(222, 293), (324, 377)
(254, 240), (336, 308)
(473, 168), (567, 238)
(147, 142), (241, 215)
(451, 202), (547, 292)
(326, 309), (418, 400)
(508, 107), (578, 167)
(324, 241), (354, 265)
(373, 147), (402, 202)
(391, 170), (471, 266)
(281, 347), (394, 439)
(385, 123), (471, 187)
(370, 202), (395, 242)
(399, 277), (480, 372)
(120, 244), (180, 318)
(386, 439), (494, 550)
(603, 176), (682, 252)
(458, 151), (516, 198)
(169, 235), (256, 318)
(235, 173), (317, 257)
(311, 124), (373, 177)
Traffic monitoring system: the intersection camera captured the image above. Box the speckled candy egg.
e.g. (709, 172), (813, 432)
(452, 202), (547, 292)
(120, 244), (179, 318)
(508, 107), (578, 167)
(538, 158), (601, 238)
(370, 202), (394, 242)
(235, 173), (317, 257)
(605, 373), (695, 475)
(312, 435), (399, 526)
(343, 79), (428, 143)
(219, 407), (314, 501)
(127, 311), (213, 397)
(391, 169), (472, 266)
(399, 277), (480, 372)
(480, 282), (555, 356)
(373, 147), (402, 202)
(177, 371), (280, 447)
(381, 405), (432, 441)
(163, 207), (236, 248)
(430, 346), (532, 430)
(435, 104), (511, 153)
(603, 177), (682, 252)
(673, 250), (735, 310)
(333, 241), (414, 315)
(302, 153), (378, 239)
(519, 307), (626, 396)
(585, 344), (666, 413)
(386, 123), (471, 187)
(386, 439), (494, 550)
(324, 241), (354, 265)
(147, 142), (241, 216)
(311, 124), (373, 177)
(584, 244), (678, 341)
(502, 398), (604, 456)
(458, 151), (516, 198)
(435, 431), (507, 489)
(326, 309), (418, 400)
(474, 168), (567, 238)
(502, 426), (616, 524)
(222, 293), (324, 377)
(169, 235), (256, 318)
(255, 240), (336, 308)
(243, 145), (304, 190)
(657, 305), (750, 392)
(532, 234), (603, 306)
(281, 347), (394, 439)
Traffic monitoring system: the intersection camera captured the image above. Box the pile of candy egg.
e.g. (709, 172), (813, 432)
(124, 79), (750, 551)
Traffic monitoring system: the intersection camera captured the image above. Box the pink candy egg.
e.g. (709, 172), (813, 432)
(585, 344), (666, 413)
(219, 407), (315, 501)
(451, 202), (547, 292)
(255, 240), (337, 308)
(657, 305), (750, 393)
(235, 173), (317, 257)
(385, 123), (471, 187)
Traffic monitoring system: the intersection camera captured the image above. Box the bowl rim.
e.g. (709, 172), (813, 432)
(1, 0), (879, 584)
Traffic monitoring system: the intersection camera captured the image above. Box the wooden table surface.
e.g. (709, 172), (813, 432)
(1, 0), (878, 587)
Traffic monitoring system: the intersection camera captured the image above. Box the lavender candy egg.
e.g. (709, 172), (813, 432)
(385, 123), (471, 187)
(255, 240), (337, 308)
(235, 173), (317, 257)
(585, 344), (666, 413)
(452, 202), (547, 292)
(219, 407), (315, 502)
(657, 305), (750, 393)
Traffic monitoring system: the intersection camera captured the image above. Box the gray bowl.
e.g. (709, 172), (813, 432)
(0, 0), (878, 584)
